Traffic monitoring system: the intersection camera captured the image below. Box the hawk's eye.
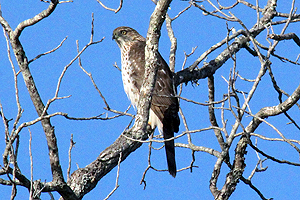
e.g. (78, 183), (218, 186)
(121, 30), (127, 35)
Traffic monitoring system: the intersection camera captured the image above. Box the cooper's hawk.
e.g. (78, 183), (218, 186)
(112, 26), (180, 177)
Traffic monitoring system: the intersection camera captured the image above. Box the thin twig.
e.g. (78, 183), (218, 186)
(96, 0), (123, 13)
(76, 39), (110, 109)
(67, 134), (75, 181)
(29, 128), (33, 199)
(103, 152), (122, 200)
(28, 36), (68, 63)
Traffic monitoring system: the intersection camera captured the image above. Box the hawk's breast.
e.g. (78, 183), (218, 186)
(121, 45), (143, 108)
(120, 44), (162, 132)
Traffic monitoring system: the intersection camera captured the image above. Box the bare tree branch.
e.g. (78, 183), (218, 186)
(28, 36), (68, 63)
(96, 0), (123, 13)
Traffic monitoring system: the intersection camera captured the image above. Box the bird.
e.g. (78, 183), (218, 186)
(112, 26), (180, 177)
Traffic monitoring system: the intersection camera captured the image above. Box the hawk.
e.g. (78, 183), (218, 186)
(112, 26), (180, 177)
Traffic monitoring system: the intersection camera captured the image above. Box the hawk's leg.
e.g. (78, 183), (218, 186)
(146, 123), (155, 136)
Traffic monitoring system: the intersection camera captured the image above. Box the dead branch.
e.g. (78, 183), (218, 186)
(96, 0), (123, 13)
(67, 134), (75, 182)
(29, 36), (68, 63)
(103, 153), (121, 200)
(268, 33), (300, 47)
(208, 75), (225, 149)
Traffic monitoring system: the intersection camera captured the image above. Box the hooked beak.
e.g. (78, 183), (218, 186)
(112, 33), (117, 40)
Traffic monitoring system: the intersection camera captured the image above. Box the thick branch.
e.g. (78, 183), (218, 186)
(135, 0), (172, 137)
(207, 75), (225, 150)
(268, 32), (300, 47)
(14, 0), (58, 38)
(67, 130), (143, 198)
(10, 4), (64, 183)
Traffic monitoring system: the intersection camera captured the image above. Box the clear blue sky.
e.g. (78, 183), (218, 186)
(1, 0), (300, 199)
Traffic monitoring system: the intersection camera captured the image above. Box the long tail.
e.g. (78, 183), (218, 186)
(162, 104), (179, 177)
(163, 128), (176, 177)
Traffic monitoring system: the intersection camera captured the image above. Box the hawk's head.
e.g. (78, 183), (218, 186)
(112, 26), (145, 48)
